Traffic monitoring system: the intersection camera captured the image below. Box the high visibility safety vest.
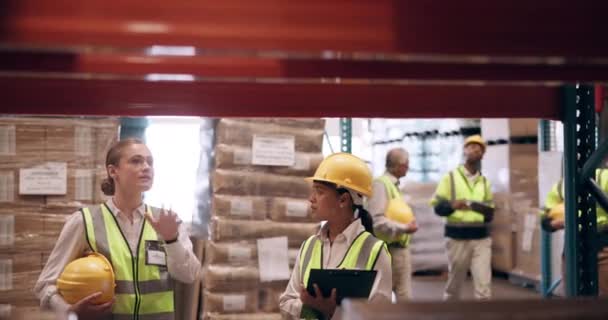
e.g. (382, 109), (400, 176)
(81, 204), (175, 320)
(543, 168), (608, 230)
(375, 176), (411, 247)
(431, 165), (494, 224)
(298, 231), (388, 319)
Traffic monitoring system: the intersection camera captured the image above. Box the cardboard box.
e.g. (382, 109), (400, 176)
(210, 218), (318, 247)
(202, 290), (259, 314)
(213, 170), (311, 199)
(513, 209), (541, 280)
(215, 119), (324, 153)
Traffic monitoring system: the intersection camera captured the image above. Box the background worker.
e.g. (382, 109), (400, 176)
(35, 138), (202, 319)
(430, 135), (495, 300)
(367, 148), (418, 301)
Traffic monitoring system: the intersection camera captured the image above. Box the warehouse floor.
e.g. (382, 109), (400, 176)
(410, 274), (541, 301)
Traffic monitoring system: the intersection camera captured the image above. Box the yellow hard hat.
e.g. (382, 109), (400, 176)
(385, 199), (415, 224)
(464, 134), (486, 152)
(548, 203), (565, 221)
(57, 252), (115, 304)
(307, 153), (372, 197)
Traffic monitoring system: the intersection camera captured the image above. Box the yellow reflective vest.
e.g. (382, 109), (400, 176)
(298, 231), (388, 319)
(82, 204), (175, 320)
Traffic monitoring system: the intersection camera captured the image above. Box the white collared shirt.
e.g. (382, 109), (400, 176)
(34, 199), (202, 313)
(279, 219), (392, 319)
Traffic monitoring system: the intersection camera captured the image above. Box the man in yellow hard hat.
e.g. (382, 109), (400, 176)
(541, 168), (608, 295)
(367, 148), (418, 301)
(430, 135), (494, 300)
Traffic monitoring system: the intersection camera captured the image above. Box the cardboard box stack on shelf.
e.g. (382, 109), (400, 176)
(481, 118), (540, 281)
(0, 116), (119, 310)
(203, 118), (324, 319)
(402, 182), (448, 272)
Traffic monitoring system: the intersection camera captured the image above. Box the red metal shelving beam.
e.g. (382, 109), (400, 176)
(0, 76), (561, 119)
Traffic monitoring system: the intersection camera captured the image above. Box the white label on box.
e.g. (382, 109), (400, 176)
(74, 126), (94, 156)
(230, 198), (253, 217)
(228, 246), (252, 263)
(522, 214), (537, 252)
(0, 126), (16, 156)
(0, 215), (15, 246)
(251, 135), (295, 166)
(74, 169), (94, 201)
(19, 162), (67, 195)
(0, 259), (12, 290)
(0, 171), (14, 202)
(233, 148), (252, 165)
(223, 294), (246, 312)
(286, 201), (309, 218)
(293, 155), (310, 171)
(257, 236), (290, 282)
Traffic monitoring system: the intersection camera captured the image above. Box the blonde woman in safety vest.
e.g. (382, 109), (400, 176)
(367, 148), (418, 302)
(279, 153), (392, 320)
(430, 135), (495, 300)
(35, 138), (202, 319)
(541, 168), (608, 295)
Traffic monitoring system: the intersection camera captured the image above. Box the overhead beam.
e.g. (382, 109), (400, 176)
(2, 51), (608, 81)
(0, 75), (561, 118)
(1, 1), (608, 60)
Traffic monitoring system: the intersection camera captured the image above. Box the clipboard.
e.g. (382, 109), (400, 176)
(306, 269), (377, 304)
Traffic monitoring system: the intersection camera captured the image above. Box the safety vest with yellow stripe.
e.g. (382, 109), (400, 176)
(542, 168), (608, 230)
(81, 204), (174, 320)
(374, 176), (411, 247)
(430, 165), (494, 225)
(298, 231), (388, 319)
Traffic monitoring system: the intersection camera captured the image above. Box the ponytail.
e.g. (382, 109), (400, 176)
(354, 205), (375, 236)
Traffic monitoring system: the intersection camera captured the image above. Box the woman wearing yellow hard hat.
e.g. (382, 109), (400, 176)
(279, 153), (392, 319)
(35, 138), (202, 319)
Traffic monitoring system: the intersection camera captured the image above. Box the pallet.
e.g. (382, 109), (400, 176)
(508, 270), (541, 292)
(413, 269), (447, 277)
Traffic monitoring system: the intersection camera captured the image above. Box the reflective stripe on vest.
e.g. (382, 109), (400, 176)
(375, 176), (410, 247)
(446, 166), (489, 224)
(81, 204), (175, 320)
(556, 169), (608, 229)
(298, 231), (387, 319)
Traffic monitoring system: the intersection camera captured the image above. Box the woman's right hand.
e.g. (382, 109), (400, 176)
(68, 292), (114, 319)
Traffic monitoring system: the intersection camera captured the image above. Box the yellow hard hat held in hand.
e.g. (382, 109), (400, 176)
(385, 199), (415, 224)
(57, 252), (116, 304)
(548, 203), (565, 221)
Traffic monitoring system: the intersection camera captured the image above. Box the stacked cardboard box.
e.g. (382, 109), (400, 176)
(402, 182), (448, 272)
(0, 116), (119, 309)
(202, 119), (323, 319)
(482, 119), (539, 277)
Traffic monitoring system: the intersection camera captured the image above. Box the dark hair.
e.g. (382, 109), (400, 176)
(101, 138), (146, 196)
(315, 180), (375, 235)
(336, 188), (375, 235)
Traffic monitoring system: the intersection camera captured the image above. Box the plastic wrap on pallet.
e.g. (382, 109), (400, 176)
(0, 209), (66, 254)
(231, 118), (326, 130)
(214, 144), (322, 177)
(215, 119), (324, 153)
(203, 265), (261, 291)
(401, 182), (448, 272)
(213, 169), (311, 199)
(0, 252), (47, 307)
(210, 217), (318, 247)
